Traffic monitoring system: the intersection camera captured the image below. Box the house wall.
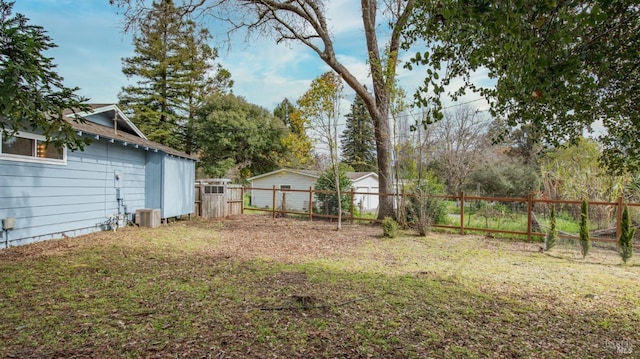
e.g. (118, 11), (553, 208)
(161, 156), (195, 218)
(0, 140), (146, 247)
(250, 172), (317, 211)
(144, 152), (195, 218)
(144, 151), (163, 210)
(352, 175), (379, 212)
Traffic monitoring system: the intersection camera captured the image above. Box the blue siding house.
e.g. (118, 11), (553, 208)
(0, 104), (197, 248)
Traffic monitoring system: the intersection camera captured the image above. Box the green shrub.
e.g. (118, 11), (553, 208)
(579, 200), (591, 258)
(408, 187), (433, 236)
(315, 165), (352, 215)
(619, 205), (634, 264)
(545, 205), (558, 251)
(406, 178), (448, 227)
(382, 217), (399, 238)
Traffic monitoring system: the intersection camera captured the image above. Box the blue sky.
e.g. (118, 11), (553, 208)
(12, 1), (489, 114)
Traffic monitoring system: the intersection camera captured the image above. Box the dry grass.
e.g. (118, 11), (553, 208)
(0, 214), (639, 358)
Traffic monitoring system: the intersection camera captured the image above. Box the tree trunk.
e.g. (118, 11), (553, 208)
(334, 165), (342, 230)
(372, 110), (395, 219)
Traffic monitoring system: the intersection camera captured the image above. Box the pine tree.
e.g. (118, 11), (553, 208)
(545, 205), (558, 251)
(274, 98), (298, 133)
(173, 21), (232, 154)
(619, 205), (634, 264)
(315, 165), (352, 216)
(579, 199), (591, 258)
(119, 0), (229, 151)
(0, 1), (89, 150)
(340, 94), (376, 172)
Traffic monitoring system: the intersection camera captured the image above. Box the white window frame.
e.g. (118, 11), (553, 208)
(0, 131), (67, 165)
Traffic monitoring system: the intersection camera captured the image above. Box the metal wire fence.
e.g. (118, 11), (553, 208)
(242, 187), (640, 247)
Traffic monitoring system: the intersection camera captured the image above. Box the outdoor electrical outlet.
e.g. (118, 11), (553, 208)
(2, 217), (16, 230)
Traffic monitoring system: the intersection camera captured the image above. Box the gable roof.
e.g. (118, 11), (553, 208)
(248, 168), (379, 184)
(69, 104), (147, 139)
(346, 171), (378, 182)
(247, 168), (319, 182)
(65, 104), (197, 161)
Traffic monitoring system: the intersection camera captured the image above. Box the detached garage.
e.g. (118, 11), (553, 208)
(247, 169), (379, 213)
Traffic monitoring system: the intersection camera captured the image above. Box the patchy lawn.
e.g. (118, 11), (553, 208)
(0, 215), (638, 358)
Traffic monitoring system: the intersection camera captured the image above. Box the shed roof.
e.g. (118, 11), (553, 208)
(247, 168), (320, 181)
(346, 172), (378, 182)
(248, 168), (379, 183)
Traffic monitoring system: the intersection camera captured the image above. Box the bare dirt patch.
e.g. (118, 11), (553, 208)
(200, 214), (381, 262)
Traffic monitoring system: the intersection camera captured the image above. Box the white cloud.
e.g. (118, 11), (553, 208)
(325, 0), (364, 35)
(219, 39), (323, 109)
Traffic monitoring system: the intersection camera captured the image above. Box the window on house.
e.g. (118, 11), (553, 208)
(1, 132), (66, 164)
(280, 185), (292, 191)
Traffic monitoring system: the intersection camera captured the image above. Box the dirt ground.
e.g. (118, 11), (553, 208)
(0, 215), (380, 260)
(1, 214), (639, 358)
(197, 215), (384, 262)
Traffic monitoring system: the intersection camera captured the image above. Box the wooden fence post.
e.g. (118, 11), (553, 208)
(272, 185), (277, 219)
(309, 186), (313, 222)
(281, 192), (287, 218)
(460, 191), (465, 235)
(527, 193), (533, 242)
(240, 187), (245, 215)
(350, 188), (355, 224)
(198, 184), (204, 217)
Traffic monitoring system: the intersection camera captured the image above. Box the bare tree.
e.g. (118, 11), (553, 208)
(111, 0), (415, 219)
(427, 105), (490, 195)
(298, 72), (344, 229)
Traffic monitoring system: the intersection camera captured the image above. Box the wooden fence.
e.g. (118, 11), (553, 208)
(195, 183), (244, 218)
(244, 187), (640, 247)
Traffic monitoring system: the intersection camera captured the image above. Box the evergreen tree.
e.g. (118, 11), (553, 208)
(340, 94), (376, 172)
(315, 165), (352, 216)
(173, 21), (233, 154)
(579, 200), (591, 258)
(274, 98), (298, 133)
(118, 0), (229, 151)
(619, 205), (634, 264)
(0, 1), (89, 150)
(545, 205), (558, 251)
